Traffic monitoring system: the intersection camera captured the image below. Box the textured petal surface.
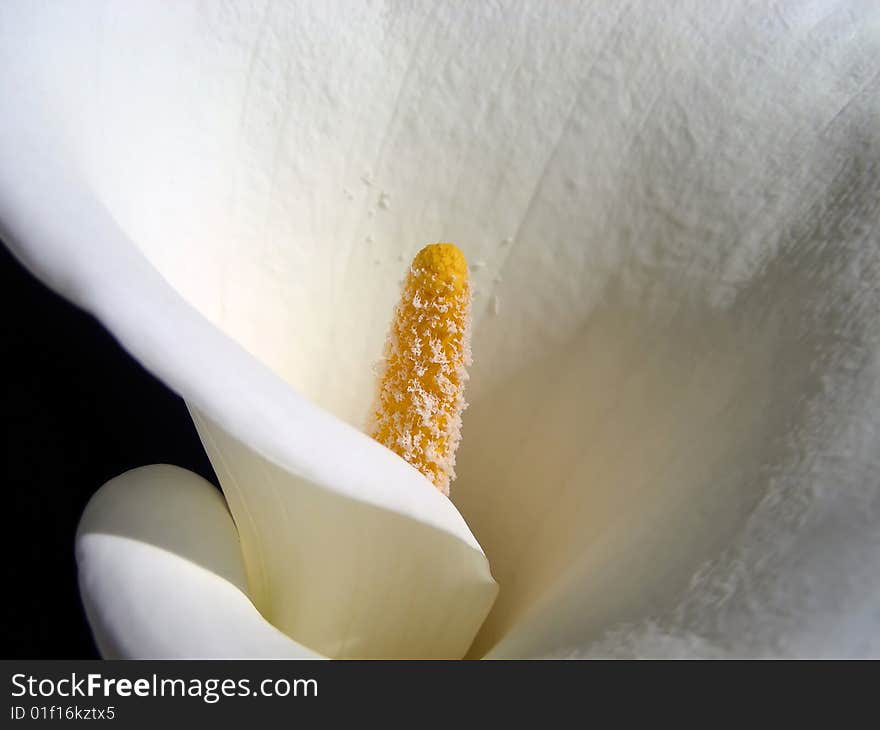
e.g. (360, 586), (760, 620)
(77, 465), (322, 658)
(2, 1), (879, 658)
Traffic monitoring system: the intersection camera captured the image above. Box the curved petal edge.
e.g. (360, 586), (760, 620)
(76, 464), (323, 659)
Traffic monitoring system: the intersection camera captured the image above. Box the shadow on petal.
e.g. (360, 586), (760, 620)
(190, 411), (498, 659)
(458, 151), (880, 657)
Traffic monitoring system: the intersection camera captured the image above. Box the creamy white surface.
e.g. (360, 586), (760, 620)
(77, 465), (323, 658)
(1, 1), (878, 657)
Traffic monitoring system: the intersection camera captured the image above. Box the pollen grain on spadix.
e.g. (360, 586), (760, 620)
(369, 243), (472, 496)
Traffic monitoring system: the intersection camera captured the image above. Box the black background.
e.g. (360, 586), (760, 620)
(2, 242), (218, 658)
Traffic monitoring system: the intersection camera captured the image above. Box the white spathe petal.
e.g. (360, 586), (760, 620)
(3, 0), (880, 660)
(457, 4), (880, 657)
(0, 134), (496, 657)
(77, 465), (322, 659)
(189, 407), (497, 659)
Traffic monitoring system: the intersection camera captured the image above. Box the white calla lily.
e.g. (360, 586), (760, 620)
(2, 1), (879, 659)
